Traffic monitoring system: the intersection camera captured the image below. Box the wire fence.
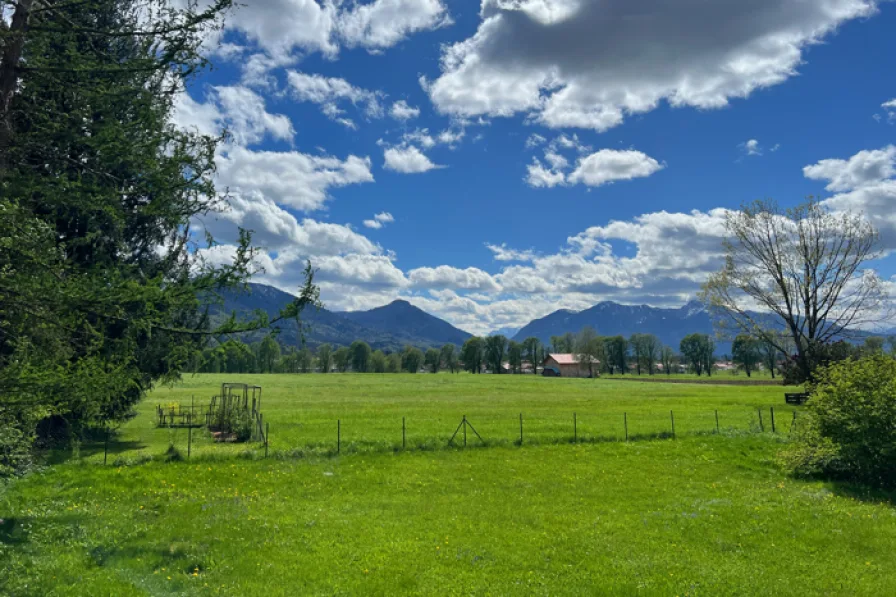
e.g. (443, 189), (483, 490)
(64, 406), (802, 466)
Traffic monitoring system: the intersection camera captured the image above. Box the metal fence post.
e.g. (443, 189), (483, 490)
(265, 423), (269, 458)
(188, 424), (192, 460)
(573, 412), (577, 443)
(791, 410), (797, 434)
(670, 410), (675, 439)
(519, 413), (523, 445)
(770, 407), (776, 433)
(337, 419), (341, 454)
(715, 410), (720, 434)
(758, 408), (764, 432)
(624, 412), (628, 441)
(463, 415), (467, 447)
(402, 417), (406, 449)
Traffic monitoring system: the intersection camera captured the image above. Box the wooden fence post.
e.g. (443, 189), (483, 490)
(104, 427), (109, 465)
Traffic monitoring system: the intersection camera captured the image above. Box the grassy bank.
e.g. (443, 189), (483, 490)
(3, 434), (894, 596)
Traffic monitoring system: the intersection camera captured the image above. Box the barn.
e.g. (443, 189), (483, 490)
(542, 354), (599, 378)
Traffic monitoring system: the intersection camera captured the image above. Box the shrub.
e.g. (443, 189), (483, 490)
(783, 355), (896, 487)
(0, 423), (34, 477)
(228, 409), (254, 442)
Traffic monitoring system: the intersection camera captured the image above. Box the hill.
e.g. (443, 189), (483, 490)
(339, 300), (472, 347)
(209, 283), (469, 351)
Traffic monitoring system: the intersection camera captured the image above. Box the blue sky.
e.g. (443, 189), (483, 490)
(177, 0), (896, 334)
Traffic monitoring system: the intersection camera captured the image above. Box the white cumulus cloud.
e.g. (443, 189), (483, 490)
(172, 86), (294, 145)
(383, 145), (443, 173)
(427, 0), (880, 131)
(804, 146), (896, 192)
(363, 212), (396, 229)
(286, 71), (384, 127)
(216, 146), (374, 212)
(390, 100), (420, 120)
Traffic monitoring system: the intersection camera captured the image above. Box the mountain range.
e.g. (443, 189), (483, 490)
(512, 300), (735, 354)
(210, 283), (471, 351)
(210, 283), (888, 356)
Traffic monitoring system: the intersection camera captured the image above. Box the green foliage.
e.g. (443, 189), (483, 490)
(603, 336), (627, 375)
(0, 415), (34, 477)
(350, 341), (371, 373)
(333, 347), (351, 373)
(574, 327), (603, 378)
(680, 334), (715, 376)
(484, 335), (507, 374)
(506, 341), (523, 374)
(440, 344), (458, 373)
(370, 350), (387, 373)
(522, 337), (541, 375)
(550, 333), (576, 353)
(402, 346), (424, 373)
(317, 344), (332, 373)
(781, 340), (858, 385)
(297, 348), (314, 374)
(386, 352), (402, 373)
(0, 0), (321, 470)
(460, 337), (484, 374)
(257, 336), (281, 373)
(784, 355), (896, 487)
(732, 335), (761, 377)
(424, 348), (441, 373)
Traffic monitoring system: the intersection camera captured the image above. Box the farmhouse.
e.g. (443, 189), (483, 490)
(542, 354), (599, 378)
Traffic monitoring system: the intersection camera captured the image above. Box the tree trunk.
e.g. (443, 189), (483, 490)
(0, 0), (34, 177)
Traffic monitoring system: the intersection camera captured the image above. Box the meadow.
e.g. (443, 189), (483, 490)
(86, 373), (795, 462)
(3, 374), (896, 596)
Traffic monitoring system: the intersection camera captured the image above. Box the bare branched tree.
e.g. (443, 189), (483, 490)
(702, 198), (892, 382)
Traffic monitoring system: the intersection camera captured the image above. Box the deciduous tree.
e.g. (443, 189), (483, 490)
(731, 335), (760, 377)
(461, 337), (484, 374)
(424, 348), (441, 373)
(703, 199), (891, 383)
(522, 337), (542, 374)
(485, 335), (507, 374)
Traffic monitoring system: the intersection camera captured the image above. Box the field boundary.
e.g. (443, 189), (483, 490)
(603, 376), (784, 386)
(76, 406), (800, 466)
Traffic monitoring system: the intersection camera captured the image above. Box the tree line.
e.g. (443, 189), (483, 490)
(196, 338), (463, 374)
(194, 328), (896, 378)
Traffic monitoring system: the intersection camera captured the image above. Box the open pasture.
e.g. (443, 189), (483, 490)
(3, 435), (896, 595)
(95, 373), (798, 462)
(3, 374), (896, 596)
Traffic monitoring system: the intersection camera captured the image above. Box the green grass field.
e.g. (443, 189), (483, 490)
(76, 373), (796, 462)
(42, 373), (794, 464)
(3, 374), (896, 596)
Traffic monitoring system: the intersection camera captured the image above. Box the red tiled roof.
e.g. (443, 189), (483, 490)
(547, 353), (599, 365)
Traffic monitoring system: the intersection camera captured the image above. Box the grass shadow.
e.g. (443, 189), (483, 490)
(824, 479), (896, 507)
